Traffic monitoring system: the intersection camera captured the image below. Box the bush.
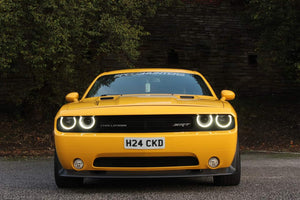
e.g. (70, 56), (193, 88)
(244, 0), (300, 84)
(0, 0), (172, 119)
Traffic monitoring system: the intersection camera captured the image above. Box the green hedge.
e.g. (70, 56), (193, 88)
(0, 0), (172, 118)
(244, 0), (299, 84)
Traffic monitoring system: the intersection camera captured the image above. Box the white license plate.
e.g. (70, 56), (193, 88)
(124, 137), (165, 149)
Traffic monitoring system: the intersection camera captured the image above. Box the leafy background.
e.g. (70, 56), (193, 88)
(0, 0), (299, 155)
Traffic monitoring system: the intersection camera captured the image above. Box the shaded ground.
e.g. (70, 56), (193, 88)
(0, 95), (299, 157)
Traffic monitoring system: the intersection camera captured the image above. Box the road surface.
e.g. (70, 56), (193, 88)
(0, 152), (299, 200)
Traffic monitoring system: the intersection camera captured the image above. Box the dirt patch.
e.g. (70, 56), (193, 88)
(233, 95), (300, 152)
(0, 117), (54, 157)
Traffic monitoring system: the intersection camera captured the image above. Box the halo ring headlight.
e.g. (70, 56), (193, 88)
(216, 115), (232, 128)
(196, 114), (213, 128)
(79, 116), (96, 130)
(60, 117), (76, 130)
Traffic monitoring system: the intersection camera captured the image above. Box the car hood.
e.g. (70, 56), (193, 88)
(68, 95), (222, 109)
(55, 94), (238, 117)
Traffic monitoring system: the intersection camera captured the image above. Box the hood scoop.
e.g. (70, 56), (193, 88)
(180, 95), (195, 99)
(95, 96), (116, 106)
(100, 96), (114, 100)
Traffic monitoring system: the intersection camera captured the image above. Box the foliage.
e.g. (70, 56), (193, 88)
(0, 0), (172, 118)
(244, 0), (299, 83)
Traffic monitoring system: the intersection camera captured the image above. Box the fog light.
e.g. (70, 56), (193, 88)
(73, 158), (84, 169)
(208, 157), (219, 168)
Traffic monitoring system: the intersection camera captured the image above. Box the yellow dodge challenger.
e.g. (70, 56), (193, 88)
(54, 68), (240, 187)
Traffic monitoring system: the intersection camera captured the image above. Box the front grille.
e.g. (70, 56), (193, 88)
(93, 156), (199, 167)
(95, 115), (195, 132)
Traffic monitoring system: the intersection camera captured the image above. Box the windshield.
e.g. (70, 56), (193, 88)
(86, 72), (212, 97)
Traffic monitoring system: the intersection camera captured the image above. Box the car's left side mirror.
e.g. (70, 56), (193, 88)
(220, 90), (235, 101)
(65, 92), (79, 103)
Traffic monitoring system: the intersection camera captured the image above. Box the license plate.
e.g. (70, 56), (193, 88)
(124, 137), (165, 149)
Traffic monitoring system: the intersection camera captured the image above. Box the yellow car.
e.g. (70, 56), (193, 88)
(54, 68), (240, 187)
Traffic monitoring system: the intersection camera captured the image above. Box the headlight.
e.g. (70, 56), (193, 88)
(196, 114), (213, 128)
(196, 114), (234, 130)
(57, 116), (96, 131)
(79, 116), (96, 129)
(216, 115), (233, 128)
(60, 117), (76, 130)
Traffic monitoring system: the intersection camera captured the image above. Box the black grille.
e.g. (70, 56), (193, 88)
(93, 156), (199, 167)
(96, 115), (194, 132)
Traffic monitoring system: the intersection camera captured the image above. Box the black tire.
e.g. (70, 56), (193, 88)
(213, 142), (241, 186)
(54, 151), (84, 188)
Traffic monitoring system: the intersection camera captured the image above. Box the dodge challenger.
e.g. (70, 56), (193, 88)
(54, 68), (240, 187)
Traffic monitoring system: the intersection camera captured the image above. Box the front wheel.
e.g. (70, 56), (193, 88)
(213, 143), (241, 186)
(54, 151), (84, 188)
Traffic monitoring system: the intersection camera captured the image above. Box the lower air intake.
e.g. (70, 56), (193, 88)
(93, 156), (199, 167)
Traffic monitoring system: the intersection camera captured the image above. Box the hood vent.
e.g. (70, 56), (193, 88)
(180, 96), (194, 99)
(100, 97), (114, 100)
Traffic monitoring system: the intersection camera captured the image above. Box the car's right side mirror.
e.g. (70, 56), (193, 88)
(220, 90), (235, 101)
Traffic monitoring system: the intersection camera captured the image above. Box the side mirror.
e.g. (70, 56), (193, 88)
(220, 90), (235, 101)
(65, 92), (79, 103)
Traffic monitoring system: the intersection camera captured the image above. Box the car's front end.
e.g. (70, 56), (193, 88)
(54, 69), (240, 187)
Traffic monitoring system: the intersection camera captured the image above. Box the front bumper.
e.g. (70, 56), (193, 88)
(54, 129), (238, 175)
(59, 166), (237, 178)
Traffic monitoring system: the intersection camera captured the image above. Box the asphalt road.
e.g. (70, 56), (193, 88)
(0, 153), (299, 200)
